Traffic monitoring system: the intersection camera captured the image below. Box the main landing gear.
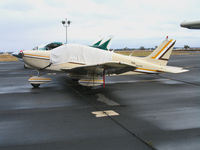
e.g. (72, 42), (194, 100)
(28, 70), (51, 88)
(78, 69), (106, 87)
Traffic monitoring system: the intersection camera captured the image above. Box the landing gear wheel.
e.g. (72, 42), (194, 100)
(24, 64), (27, 69)
(31, 83), (40, 88)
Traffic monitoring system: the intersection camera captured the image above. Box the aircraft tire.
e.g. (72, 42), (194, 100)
(24, 64), (27, 69)
(31, 83), (40, 88)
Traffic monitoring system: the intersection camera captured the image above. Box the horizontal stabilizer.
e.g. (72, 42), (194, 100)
(160, 66), (189, 73)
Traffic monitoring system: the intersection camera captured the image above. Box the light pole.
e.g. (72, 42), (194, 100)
(61, 18), (71, 44)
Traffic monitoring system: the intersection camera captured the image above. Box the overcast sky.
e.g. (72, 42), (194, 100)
(0, 0), (200, 51)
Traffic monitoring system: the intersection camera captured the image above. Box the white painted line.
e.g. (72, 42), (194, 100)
(96, 94), (120, 106)
(92, 110), (119, 118)
(47, 73), (57, 75)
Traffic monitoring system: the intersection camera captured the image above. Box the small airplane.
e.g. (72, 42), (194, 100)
(21, 37), (188, 88)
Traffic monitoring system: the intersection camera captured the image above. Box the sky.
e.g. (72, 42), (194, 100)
(0, 0), (200, 52)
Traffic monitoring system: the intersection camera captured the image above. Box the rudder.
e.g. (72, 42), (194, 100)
(145, 38), (176, 66)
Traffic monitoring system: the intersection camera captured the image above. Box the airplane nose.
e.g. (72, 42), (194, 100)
(20, 51), (24, 58)
(12, 51), (23, 59)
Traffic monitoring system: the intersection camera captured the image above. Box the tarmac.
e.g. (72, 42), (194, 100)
(0, 55), (199, 150)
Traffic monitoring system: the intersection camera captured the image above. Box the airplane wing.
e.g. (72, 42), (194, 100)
(61, 61), (136, 75)
(180, 20), (200, 29)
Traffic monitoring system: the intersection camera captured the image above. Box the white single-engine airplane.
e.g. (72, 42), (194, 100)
(22, 37), (188, 88)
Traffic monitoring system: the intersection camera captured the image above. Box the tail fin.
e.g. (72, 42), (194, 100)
(92, 39), (103, 47)
(145, 38), (176, 66)
(98, 38), (112, 50)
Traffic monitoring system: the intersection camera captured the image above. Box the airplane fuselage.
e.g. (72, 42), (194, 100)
(23, 46), (162, 77)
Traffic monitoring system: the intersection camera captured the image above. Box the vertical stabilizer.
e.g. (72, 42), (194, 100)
(144, 38), (176, 66)
(98, 38), (112, 50)
(92, 39), (103, 47)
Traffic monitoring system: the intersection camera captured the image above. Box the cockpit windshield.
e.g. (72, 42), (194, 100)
(32, 42), (63, 51)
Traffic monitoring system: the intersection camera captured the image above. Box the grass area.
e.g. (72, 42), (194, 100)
(0, 54), (18, 62)
(116, 50), (200, 57)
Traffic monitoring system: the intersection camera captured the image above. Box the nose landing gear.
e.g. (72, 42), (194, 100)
(31, 83), (40, 88)
(28, 63), (53, 88)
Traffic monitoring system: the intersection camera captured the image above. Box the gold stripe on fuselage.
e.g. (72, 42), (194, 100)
(24, 53), (50, 59)
(136, 67), (158, 72)
(29, 78), (51, 81)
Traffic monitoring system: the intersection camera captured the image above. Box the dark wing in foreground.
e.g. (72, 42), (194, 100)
(61, 61), (136, 76)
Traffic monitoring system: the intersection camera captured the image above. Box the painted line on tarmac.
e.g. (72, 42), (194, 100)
(70, 87), (157, 150)
(96, 93), (120, 106)
(158, 75), (200, 86)
(107, 78), (171, 85)
(92, 110), (119, 118)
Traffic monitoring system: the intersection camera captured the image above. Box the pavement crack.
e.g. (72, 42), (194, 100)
(70, 86), (157, 150)
(104, 112), (158, 150)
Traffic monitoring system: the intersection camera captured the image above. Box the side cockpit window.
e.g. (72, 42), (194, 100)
(32, 42), (63, 51)
(45, 42), (63, 50)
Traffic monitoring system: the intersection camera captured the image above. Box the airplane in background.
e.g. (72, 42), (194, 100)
(180, 20), (200, 29)
(91, 38), (112, 50)
(12, 50), (24, 59)
(21, 37), (188, 88)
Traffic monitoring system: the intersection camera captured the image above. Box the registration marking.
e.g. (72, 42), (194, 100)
(92, 110), (119, 118)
